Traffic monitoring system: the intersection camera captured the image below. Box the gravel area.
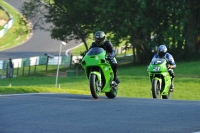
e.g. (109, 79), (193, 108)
(0, 19), (7, 26)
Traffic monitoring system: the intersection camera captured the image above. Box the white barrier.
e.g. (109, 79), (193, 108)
(29, 56), (40, 66)
(0, 60), (4, 69)
(0, 55), (72, 70)
(0, 6), (14, 38)
(12, 58), (22, 68)
(48, 57), (61, 65)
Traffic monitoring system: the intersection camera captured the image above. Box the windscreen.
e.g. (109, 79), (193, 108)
(151, 58), (165, 64)
(86, 47), (104, 55)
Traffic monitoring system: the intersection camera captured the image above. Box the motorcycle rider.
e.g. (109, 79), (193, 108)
(151, 44), (176, 92)
(89, 31), (120, 84)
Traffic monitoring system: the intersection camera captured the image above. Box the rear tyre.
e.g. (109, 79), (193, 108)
(152, 79), (161, 99)
(162, 92), (171, 99)
(105, 82), (118, 98)
(90, 74), (101, 99)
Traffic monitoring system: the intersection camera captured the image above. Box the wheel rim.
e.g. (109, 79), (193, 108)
(156, 82), (160, 98)
(95, 79), (101, 95)
(156, 86), (159, 95)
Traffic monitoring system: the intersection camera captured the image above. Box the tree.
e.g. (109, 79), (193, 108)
(184, 0), (200, 55)
(20, 0), (200, 62)
(20, 0), (100, 51)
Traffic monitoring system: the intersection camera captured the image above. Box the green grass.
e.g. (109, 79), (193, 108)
(0, 60), (199, 101)
(0, 1), (30, 51)
(0, 9), (9, 20)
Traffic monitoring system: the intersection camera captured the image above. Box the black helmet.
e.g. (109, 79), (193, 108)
(157, 45), (167, 58)
(94, 31), (105, 45)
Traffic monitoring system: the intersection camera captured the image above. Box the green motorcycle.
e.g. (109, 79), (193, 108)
(147, 58), (172, 99)
(81, 47), (118, 99)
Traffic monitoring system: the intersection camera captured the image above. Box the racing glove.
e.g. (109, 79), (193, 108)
(167, 64), (172, 69)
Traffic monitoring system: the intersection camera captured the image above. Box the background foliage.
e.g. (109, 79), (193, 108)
(20, 0), (200, 63)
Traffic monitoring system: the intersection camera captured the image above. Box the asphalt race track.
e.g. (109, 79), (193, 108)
(0, 0), (81, 60)
(0, 93), (200, 133)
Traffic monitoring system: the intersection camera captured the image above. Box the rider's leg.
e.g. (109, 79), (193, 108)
(168, 69), (175, 90)
(110, 58), (120, 83)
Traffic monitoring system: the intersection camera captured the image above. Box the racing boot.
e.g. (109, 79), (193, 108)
(114, 71), (120, 84)
(111, 62), (120, 84)
(170, 78), (174, 92)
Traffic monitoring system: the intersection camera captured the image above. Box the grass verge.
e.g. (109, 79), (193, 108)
(0, 60), (199, 101)
(0, 1), (30, 51)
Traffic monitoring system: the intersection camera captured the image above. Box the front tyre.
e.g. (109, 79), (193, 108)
(90, 74), (101, 99)
(152, 79), (161, 99)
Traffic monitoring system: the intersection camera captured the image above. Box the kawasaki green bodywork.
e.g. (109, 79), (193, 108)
(147, 58), (171, 96)
(81, 47), (114, 93)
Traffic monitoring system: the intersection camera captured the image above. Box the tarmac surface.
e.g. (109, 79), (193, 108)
(0, 93), (200, 133)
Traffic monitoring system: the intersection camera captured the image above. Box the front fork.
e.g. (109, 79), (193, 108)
(90, 71), (102, 88)
(150, 75), (162, 91)
(154, 77), (162, 91)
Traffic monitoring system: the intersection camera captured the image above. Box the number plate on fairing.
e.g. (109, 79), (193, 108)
(153, 67), (160, 71)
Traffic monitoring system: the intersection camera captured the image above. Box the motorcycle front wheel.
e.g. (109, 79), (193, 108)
(89, 74), (101, 99)
(152, 79), (161, 99)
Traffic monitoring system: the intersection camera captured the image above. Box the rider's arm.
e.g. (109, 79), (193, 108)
(170, 64), (176, 69)
(166, 53), (176, 69)
(106, 41), (116, 58)
(150, 54), (157, 63)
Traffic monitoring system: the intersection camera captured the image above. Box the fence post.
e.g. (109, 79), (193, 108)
(6, 63), (8, 78)
(12, 66), (14, 78)
(17, 62), (19, 77)
(22, 61), (25, 76)
(70, 55), (73, 68)
(46, 56), (49, 71)
(34, 59), (37, 73)
(28, 60), (31, 75)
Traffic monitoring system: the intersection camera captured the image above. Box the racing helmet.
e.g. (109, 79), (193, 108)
(157, 45), (167, 58)
(94, 31), (106, 45)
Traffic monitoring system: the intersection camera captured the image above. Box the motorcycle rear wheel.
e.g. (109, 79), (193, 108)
(89, 74), (101, 99)
(162, 92), (171, 99)
(152, 79), (161, 99)
(105, 82), (118, 98)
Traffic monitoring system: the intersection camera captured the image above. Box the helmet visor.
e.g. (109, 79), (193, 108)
(95, 38), (104, 42)
(95, 37), (104, 45)
(158, 52), (165, 58)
